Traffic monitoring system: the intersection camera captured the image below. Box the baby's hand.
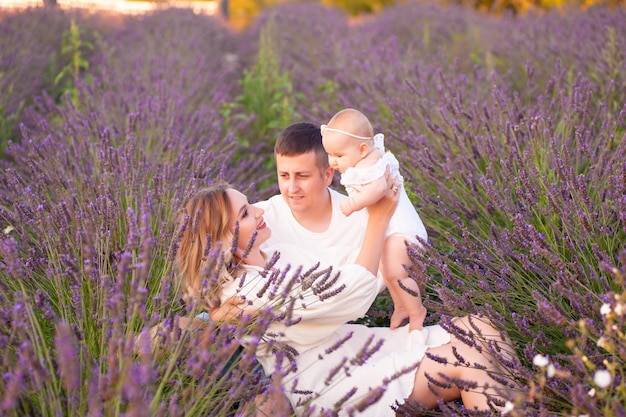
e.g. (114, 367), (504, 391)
(340, 199), (353, 216)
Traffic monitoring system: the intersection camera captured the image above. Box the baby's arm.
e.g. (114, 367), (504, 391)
(341, 176), (388, 216)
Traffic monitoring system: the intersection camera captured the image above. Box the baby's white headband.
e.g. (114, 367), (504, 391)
(320, 124), (373, 141)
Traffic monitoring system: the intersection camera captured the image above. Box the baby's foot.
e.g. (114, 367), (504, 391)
(390, 307), (409, 330)
(408, 306), (428, 332)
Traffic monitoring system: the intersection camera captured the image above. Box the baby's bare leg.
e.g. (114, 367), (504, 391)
(382, 236), (426, 331)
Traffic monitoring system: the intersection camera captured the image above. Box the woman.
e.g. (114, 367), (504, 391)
(176, 182), (513, 416)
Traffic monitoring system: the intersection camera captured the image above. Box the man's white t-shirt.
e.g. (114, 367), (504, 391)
(256, 188), (427, 294)
(255, 189), (368, 268)
(256, 187), (428, 252)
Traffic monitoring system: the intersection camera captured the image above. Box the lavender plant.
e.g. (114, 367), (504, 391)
(0, 8), (68, 157)
(223, 17), (303, 149)
(390, 75), (625, 413)
(53, 18), (93, 106)
(249, 2), (625, 413)
(238, 2), (350, 122)
(376, 7), (625, 415)
(0, 8), (277, 416)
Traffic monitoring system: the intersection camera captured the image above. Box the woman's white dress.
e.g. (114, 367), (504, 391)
(220, 244), (450, 416)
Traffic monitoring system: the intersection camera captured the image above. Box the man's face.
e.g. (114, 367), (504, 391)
(275, 151), (333, 216)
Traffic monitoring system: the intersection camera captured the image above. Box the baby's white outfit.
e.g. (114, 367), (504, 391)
(340, 133), (427, 244)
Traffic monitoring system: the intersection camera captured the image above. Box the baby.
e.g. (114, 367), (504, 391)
(321, 108), (427, 331)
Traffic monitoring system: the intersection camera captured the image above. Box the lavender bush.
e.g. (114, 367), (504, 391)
(0, 8), (68, 156)
(0, 7), (115, 158)
(247, 2), (625, 414)
(1, 1), (625, 415)
(0, 7), (276, 416)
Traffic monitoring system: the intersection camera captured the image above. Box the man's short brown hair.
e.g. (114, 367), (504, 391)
(274, 122), (329, 171)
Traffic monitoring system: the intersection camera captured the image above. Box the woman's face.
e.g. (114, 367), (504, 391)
(226, 189), (271, 255)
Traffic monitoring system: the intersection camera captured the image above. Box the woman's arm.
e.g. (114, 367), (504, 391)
(354, 180), (399, 274)
(278, 183), (399, 324)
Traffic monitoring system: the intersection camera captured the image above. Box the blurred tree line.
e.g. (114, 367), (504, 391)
(119, 0), (624, 29)
(43, 0), (625, 29)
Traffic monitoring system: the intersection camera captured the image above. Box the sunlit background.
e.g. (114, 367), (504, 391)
(1, 0), (623, 30)
(0, 0), (217, 14)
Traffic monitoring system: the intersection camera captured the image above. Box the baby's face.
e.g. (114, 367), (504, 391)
(322, 131), (366, 173)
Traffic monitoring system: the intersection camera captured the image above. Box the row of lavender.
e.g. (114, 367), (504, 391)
(0, 7), (273, 416)
(1, 2), (625, 415)
(257, 2), (626, 413)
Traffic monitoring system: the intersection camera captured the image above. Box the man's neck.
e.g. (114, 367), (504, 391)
(293, 189), (333, 233)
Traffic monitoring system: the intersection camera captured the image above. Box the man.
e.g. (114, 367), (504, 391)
(255, 121), (428, 304)
(255, 122), (370, 265)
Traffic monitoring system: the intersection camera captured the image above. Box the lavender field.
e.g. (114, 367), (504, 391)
(1, 2), (625, 416)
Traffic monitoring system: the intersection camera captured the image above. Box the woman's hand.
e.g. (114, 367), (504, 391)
(210, 296), (255, 323)
(367, 172), (400, 222)
(356, 171), (400, 275)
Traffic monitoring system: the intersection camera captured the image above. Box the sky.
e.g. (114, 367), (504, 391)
(0, 0), (218, 14)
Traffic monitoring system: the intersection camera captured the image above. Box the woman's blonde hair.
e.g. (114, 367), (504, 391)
(176, 182), (236, 310)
